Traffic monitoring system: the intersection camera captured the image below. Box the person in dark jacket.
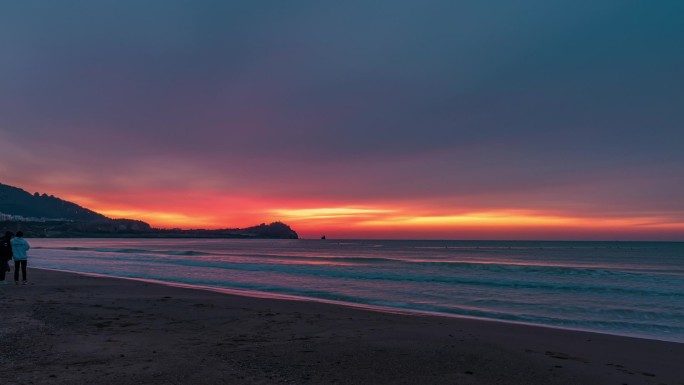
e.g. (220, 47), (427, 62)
(0, 231), (14, 284)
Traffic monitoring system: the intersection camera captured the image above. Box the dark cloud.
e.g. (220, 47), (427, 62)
(1, 1), (682, 232)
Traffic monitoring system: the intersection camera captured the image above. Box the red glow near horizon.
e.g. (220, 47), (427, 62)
(60, 190), (684, 241)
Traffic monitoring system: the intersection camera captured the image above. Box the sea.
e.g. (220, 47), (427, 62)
(29, 238), (684, 343)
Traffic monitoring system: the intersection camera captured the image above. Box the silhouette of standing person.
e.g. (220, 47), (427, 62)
(11, 231), (30, 285)
(0, 231), (14, 285)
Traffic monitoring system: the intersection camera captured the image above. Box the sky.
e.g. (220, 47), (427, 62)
(1, 1), (683, 240)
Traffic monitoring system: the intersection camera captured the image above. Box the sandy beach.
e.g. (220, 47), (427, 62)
(1, 269), (682, 385)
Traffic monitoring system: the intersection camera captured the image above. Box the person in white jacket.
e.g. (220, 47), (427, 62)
(11, 231), (30, 285)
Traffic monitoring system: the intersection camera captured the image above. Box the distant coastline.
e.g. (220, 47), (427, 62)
(0, 182), (298, 239)
(0, 220), (299, 239)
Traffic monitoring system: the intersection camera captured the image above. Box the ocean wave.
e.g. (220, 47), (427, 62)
(38, 245), (684, 278)
(55, 253), (680, 298)
(34, 247), (684, 297)
(33, 246), (682, 276)
(34, 246), (214, 257)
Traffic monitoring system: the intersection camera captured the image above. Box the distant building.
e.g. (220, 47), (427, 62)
(0, 212), (71, 222)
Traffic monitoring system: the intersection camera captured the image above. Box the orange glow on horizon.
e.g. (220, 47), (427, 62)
(275, 207), (684, 239)
(271, 207), (395, 219)
(95, 208), (218, 228)
(356, 212), (575, 227)
(58, 189), (684, 240)
(352, 212), (684, 229)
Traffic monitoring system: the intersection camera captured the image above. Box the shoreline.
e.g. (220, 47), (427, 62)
(36, 267), (684, 345)
(3, 269), (683, 384)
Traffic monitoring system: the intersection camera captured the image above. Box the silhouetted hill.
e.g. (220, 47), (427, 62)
(0, 183), (108, 221)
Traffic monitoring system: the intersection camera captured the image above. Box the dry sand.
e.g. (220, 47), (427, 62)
(1, 269), (682, 385)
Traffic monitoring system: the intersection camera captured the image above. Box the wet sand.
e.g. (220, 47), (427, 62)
(1, 269), (682, 384)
